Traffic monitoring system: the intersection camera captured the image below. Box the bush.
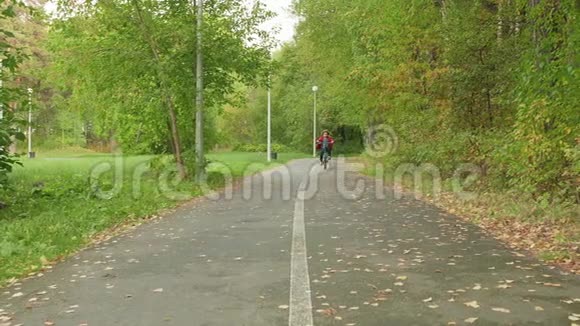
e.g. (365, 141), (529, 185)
(337, 141), (364, 155)
(233, 143), (293, 153)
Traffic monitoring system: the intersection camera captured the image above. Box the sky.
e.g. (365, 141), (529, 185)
(259, 0), (297, 45)
(44, 0), (297, 46)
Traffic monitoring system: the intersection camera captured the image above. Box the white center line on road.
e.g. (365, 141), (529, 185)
(289, 179), (314, 326)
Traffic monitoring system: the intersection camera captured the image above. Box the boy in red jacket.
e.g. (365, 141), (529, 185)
(316, 130), (335, 164)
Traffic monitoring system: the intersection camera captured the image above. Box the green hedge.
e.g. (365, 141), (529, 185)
(233, 143), (292, 153)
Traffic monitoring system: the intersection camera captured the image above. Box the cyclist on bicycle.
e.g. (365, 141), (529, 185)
(316, 130), (335, 165)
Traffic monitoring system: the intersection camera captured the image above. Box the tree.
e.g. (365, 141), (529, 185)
(274, 0), (578, 202)
(0, 0), (27, 187)
(49, 0), (275, 177)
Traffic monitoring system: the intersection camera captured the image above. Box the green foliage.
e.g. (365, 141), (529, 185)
(505, 0), (579, 200)
(233, 143), (292, 153)
(0, 0), (27, 188)
(276, 0), (578, 204)
(47, 0), (274, 156)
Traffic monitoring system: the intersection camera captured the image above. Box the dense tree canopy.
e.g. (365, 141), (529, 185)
(45, 0), (274, 174)
(216, 0), (577, 202)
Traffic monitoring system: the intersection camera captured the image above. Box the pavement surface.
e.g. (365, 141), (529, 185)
(1, 159), (579, 326)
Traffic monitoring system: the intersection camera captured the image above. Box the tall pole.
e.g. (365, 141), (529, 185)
(312, 86), (318, 157)
(195, 0), (205, 182)
(267, 78), (272, 162)
(27, 88), (33, 158)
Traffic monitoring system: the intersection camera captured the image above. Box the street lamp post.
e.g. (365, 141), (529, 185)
(267, 78), (272, 162)
(312, 85), (318, 158)
(27, 88), (33, 158)
(195, 0), (205, 182)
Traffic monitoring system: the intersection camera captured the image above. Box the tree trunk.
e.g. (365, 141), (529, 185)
(497, 0), (503, 41)
(486, 89), (493, 127)
(131, 0), (187, 179)
(436, 0), (447, 20)
(194, 0), (205, 183)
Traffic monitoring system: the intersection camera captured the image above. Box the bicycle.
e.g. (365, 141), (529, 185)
(321, 145), (330, 170)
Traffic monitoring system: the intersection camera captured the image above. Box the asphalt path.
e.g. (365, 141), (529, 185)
(1, 159), (579, 325)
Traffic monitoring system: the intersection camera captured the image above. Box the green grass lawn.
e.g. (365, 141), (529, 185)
(0, 151), (307, 285)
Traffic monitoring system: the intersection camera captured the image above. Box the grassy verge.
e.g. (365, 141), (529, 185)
(0, 151), (307, 285)
(359, 156), (579, 274)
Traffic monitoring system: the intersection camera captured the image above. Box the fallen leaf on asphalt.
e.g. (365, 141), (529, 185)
(428, 304), (439, 309)
(569, 314), (580, 321)
(464, 301), (480, 308)
(543, 282), (561, 287)
(153, 288), (164, 293)
(44, 321), (55, 326)
(278, 305), (289, 310)
(348, 306), (359, 310)
(497, 284), (511, 289)
(394, 282), (404, 286)
(321, 308), (337, 316)
(423, 297), (433, 303)
(534, 306), (544, 311)
(396, 276), (408, 281)
(492, 307), (511, 313)
(472, 284), (482, 290)
(465, 317), (478, 323)
(11, 292), (23, 298)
